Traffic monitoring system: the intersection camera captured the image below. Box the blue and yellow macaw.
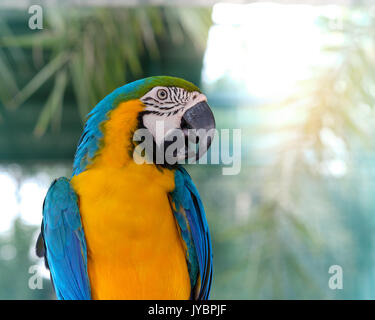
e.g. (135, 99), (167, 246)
(36, 76), (214, 300)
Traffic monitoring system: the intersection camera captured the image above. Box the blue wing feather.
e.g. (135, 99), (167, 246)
(171, 167), (213, 300)
(42, 177), (91, 300)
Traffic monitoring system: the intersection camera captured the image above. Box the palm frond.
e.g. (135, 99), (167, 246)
(0, 6), (212, 135)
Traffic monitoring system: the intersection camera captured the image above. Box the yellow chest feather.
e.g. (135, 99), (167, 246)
(71, 163), (191, 299)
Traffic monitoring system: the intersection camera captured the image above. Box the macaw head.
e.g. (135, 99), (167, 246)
(137, 77), (216, 166)
(73, 76), (215, 175)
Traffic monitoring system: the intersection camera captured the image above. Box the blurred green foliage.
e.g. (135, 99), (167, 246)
(0, 218), (54, 299)
(0, 7), (211, 136)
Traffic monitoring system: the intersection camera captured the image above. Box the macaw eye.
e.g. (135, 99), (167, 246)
(157, 89), (168, 100)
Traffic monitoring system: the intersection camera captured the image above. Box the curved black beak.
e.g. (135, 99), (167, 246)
(180, 101), (216, 160)
(181, 101), (216, 134)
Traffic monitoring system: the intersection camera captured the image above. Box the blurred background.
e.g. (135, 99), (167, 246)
(0, 0), (375, 299)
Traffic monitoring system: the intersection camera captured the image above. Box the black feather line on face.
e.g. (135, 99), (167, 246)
(147, 107), (183, 115)
(160, 104), (180, 110)
(143, 96), (160, 103)
(167, 87), (173, 99)
(144, 102), (178, 111)
(143, 102), (157, 107)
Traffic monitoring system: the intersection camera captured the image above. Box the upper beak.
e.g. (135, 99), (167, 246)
(181, 101), (216, 134)
(180, 101), (216, 159)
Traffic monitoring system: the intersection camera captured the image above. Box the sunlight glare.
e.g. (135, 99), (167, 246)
(202, 3), (343, 100)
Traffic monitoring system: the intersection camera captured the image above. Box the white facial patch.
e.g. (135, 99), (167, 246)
(140, 86), (207, 145)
